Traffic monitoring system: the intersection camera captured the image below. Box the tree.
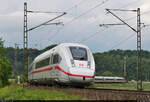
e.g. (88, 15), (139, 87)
(0, 38), (5, 55)
(0, 38), (12, 87)
(0, 58), (12, 87)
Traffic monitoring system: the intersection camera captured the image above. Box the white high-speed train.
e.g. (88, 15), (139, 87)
(28, 43), (95, 87)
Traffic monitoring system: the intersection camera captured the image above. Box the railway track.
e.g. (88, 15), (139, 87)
(23, 84), (150, 101)
(87, 87), (150, 94)
(85, 88), (150, 100)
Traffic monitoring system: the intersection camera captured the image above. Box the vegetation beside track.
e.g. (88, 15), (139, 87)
(0, 38), (13, 88)
(0, 84), (83, 100)
(89, 82), (150, 91)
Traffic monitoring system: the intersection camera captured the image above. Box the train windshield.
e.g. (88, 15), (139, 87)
(69, 47), (87, 61)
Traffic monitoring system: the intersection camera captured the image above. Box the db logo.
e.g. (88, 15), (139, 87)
(79, 64), (84, 67)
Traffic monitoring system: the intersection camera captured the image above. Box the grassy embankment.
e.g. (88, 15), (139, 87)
(1, 80), (150, 100)
(89, 82), (150, 90)
(0, 82), (83, 100)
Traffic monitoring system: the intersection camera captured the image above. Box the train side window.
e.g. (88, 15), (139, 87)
(53, 54), (62, 64)
(36, 57), (50, 68)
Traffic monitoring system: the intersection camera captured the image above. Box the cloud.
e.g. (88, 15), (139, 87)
(0, 0), (150, 52)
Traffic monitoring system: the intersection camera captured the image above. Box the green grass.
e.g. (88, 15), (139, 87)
(88, 82), (150, 91)
(0, 84), (83, 100)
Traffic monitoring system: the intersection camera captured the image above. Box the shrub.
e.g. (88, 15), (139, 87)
(0, 38), (13, 87)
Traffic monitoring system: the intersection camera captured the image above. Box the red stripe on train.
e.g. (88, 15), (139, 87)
(30, 66), (94, 78)
(31, 67), (53, 74)
(55, 66), (94, 78)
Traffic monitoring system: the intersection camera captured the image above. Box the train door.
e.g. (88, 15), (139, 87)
(53, 53), (61, 78)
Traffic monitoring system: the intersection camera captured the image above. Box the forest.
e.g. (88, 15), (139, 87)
(4, 44), (150, 81)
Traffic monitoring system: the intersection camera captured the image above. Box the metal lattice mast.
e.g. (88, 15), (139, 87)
(23, 2), (66, 81)
(14, 43), (18, 75)
(100, 8), (142, 90)
(23, 2), (28, 80)
(137, 8), (142, 90)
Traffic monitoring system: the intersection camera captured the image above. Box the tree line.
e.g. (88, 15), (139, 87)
(94, 50), (150, 81)
(2, 43), (150, 85)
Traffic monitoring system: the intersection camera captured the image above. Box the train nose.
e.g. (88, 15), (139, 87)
(69, 76), (94, 84)
(68, 67), (94, 83)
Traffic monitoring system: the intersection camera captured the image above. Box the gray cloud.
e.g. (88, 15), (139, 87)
(0, 0), (150, 52)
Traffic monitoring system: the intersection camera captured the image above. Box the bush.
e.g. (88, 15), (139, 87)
(0, 57), (12, 87)
(0, 38), (13, 87)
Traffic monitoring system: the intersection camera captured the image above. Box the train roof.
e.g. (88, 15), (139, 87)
(33, 43), (89, 63)
(59, 43), (89, 48)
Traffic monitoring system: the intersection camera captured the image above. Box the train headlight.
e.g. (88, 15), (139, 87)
(87, 61), (91, 68)
(70, 59), (75, 67)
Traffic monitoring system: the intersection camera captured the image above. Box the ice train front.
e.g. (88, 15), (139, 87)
(63, 43), (95, 86)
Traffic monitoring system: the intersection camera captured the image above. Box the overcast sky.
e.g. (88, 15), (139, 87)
(0, 0), (150, 52)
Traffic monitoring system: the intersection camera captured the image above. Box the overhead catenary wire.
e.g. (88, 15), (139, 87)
(65, 0), (129, 43)
(65, 0), (86, 11)
(28, 0), (86, 14)
(28, 0), (149, 50)
(78, 9), (150, 47)
(109, 24), (150, 50)
(107, 10), (150, 50)
(28, 0), (88, 47)
(142, 24), (150, 28)
(27, 11), (65, 14)
(101, 6), (143, 91)
(109, 33), (136, 50)
(72, 18), (105, 43)
(65, 0), (109, 25)
(34, 0), (149, 46)
(78, 29), (107, 43)
(73, 0), (142, 44)
(124, 10), (150, 22)
(118, 0), (140, 9)
(44, 0), (140, 45)
(48, 0), (109, 42)
(27, 12), (66, 32)
(101, 10), (150, 50)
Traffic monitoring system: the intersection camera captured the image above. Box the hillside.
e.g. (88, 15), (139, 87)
(94, 50), (150, 80)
